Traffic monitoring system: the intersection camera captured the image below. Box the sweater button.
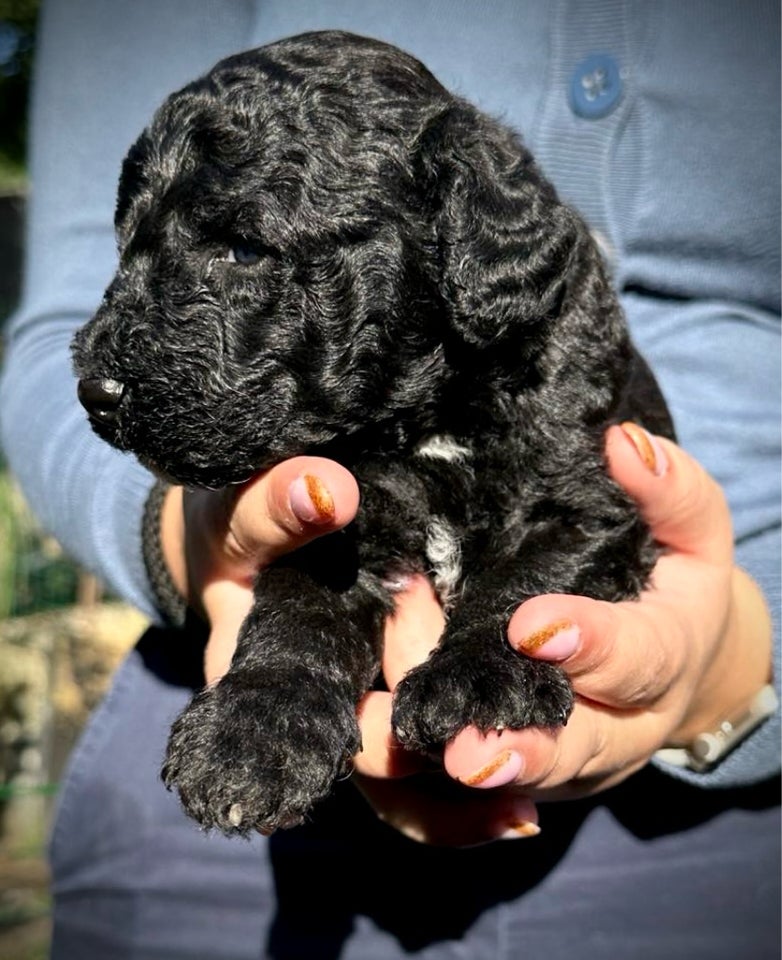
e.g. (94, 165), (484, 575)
(569, 54), (623, 119)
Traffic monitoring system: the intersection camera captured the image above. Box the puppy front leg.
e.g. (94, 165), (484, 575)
(162, 548), (388, 836)
(391, 565), (574, 754)
(392, 517), (655, 753)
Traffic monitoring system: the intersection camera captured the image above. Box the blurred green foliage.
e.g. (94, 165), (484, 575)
(0, 460), (80, 620)
(0, 0), (83, 619)
(0, 0), (39, 189)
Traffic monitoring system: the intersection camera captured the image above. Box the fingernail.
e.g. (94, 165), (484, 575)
(498, 820), (541, 839)
(516, 619), (580, 660)
(460, 749), (524, 789)
(289, 474), (336, 524)
(619, 422), (668, 477)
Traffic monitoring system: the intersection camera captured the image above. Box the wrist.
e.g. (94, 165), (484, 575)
(662, 567), (774, 765)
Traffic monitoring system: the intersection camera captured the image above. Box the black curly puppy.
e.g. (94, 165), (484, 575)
(72, 30), (674, 836)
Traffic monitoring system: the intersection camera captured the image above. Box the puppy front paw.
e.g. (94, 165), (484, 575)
(162, 670), (361, 836)
(391, 640), (573, 753)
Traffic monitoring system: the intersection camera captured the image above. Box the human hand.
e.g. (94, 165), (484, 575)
(354, 425), (773, 841)
(160, 454), (539, 843)
(158, 457), (359, 684)
(354, 575), (540, 845)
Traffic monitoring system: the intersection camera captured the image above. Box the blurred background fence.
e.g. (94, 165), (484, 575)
(0, 3), (146, 955)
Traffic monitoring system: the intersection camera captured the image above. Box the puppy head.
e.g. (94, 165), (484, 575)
(73, 30), (600, 487)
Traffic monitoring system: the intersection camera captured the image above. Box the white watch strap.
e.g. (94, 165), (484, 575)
(655, 684), (778, 773)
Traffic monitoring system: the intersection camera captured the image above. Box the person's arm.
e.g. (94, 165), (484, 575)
(0, 0), (254, 617)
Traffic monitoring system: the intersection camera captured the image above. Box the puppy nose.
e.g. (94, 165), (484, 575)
(77, 377), (126, 424)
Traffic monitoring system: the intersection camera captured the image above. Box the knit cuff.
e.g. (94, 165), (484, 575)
(141, 480), (188, 629)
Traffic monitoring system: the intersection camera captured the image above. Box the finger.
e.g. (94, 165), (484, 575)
(515, 698), (663, 794)
(500, 428), (736, 710)
(353, 772), (540, 847)
(191, 457), (358, 680)
(354, 691), (427, 778)
(382, 576), (444, 689)
(354, 581), (445, 781)
(506, 588), (695, 710)
(202, 579), (254, 685)
(606, 424), (733, 564)
(185, 456), (360, 589)
(442, 727), (533, 789)
(355, 690), (540, 843)
(443, 701), (662, 797)
(223, 456), (361, 568)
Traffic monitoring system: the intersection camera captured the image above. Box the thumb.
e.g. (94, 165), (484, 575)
(606, 423), (733, 564)
(188, 457), (360, 683)
(194, 456), (361, 580)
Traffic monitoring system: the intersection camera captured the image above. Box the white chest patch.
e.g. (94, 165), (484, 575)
(414, 434), (472, 463)
(426, 517), (462, 610)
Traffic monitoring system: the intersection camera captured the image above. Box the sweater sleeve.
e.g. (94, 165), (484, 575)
(0, 0), (253, 620)
(622, 294), (781, 788)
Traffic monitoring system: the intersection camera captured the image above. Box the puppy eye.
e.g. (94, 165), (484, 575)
(226, 241), (263, 266)
(218, 240), (269, 267)
(212, 236), (279, 269)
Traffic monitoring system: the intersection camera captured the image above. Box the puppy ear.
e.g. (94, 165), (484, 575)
(420, 105), (590, 350)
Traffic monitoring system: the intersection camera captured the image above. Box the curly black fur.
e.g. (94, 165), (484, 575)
(72, 31), (674, 836)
